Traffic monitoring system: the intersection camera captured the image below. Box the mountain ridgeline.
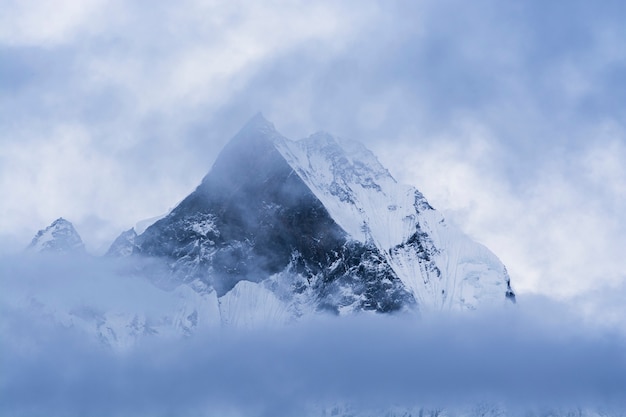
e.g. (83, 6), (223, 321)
(28, 115), (515, 341)
(131, 114), (514, 315)
(27, 217), (85, 254)
(135, 115), (414, 313)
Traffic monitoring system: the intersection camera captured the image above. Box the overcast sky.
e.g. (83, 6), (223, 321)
(1, 0), (625, 306)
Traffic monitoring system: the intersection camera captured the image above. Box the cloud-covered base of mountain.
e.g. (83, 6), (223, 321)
(1, 254), (625, 417)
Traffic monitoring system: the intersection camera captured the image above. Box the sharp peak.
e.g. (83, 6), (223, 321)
(27, 216), (85, 253)
(238, 112), (276, 135)
(199, 113), (285, 185)
(45, 217), (80, 234)
(220, 113), (282, 151)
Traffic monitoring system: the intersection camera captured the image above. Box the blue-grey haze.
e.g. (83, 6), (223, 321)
(1, 1), (625, 414)
(2, 254), (626, 416)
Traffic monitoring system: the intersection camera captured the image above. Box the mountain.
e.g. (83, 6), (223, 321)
(133, 114), (514, 317)
(17, 115), (516, 348)
(26, 217), (85, 254)
(105, 228), (137, 257)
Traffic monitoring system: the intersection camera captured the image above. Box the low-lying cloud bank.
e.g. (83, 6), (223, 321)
(1, 254), (625, 417)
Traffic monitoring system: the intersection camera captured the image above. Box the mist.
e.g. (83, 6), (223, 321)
(1, 254), (625, 417)
(3, 1), (625, 415)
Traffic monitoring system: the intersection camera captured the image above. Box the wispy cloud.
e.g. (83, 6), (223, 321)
(0, 1), (374, 251)
(1, 254), (625, 416)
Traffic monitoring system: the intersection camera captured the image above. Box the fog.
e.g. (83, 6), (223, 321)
(1, 254), (625, 416)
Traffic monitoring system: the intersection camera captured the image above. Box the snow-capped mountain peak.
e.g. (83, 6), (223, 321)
(238, 111), (277, 136)
(27, 217), (85, 254)
(15, 115), (516, 349)
(135, 115), (514, 315)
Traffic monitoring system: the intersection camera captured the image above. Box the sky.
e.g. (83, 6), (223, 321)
(1, 1), (626, 306)
(2, 2), (626, 415)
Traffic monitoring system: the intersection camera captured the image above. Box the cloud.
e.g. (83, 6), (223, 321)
(2, 2), (625, 414)
(1, 254), (626, 416)
(0, 0), (107, 46)
(374, 121), (626, 300)
(0, 0), (625, 301)
(0, 0), (375, 252)
(196, 0), (626, 301)
(2, 300), (626, 416)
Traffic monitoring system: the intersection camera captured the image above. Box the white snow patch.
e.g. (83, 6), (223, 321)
(275, 133), (512, 312)
(218, 280), (291, 328)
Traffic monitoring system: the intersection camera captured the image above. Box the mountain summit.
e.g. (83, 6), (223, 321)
(27, 217), (85, 254)
(133, 115), (514, 317)
(23, 116), (515, 346)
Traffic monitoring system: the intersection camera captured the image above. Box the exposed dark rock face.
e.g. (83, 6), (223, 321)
(134, 115), (414, 312)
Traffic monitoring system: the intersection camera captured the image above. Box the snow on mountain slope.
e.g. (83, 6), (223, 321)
(135, 114), (414, 316)
(14, 115), (514, 348)
(26, 217), (85, 253)
(218, 280), (292, 328)
(133, 114), (513, 318)
(389, 208), (513, 311)
(275, 128), (514, 311)
(274, 132), (426, 249)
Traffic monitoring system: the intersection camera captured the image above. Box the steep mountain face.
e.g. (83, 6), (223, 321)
(27, 217), (85, 254)
(275, 130), (515, 310)
(105, 228), (137, 257)
(134, 114), (514, 316)
(135, 115), (414, 315)
(20, 115), (515, 348)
